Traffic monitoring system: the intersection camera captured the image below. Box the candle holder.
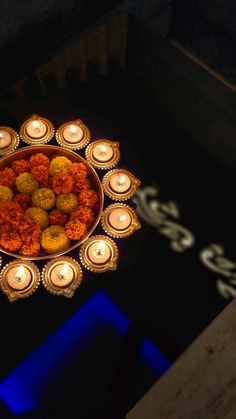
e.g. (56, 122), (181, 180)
(85, 139), (120, 170)
(102, 169), (141, 201)
(56, 119), (90, 150)
(0, 115), (141, 301)
(101, 203), (141, 238)
(0, 126), (20, 156)
(80, 235), (118, 273)
(42, 256), (83, 298)
(0, 260), (40, 302)
(20, 114), (54, 145)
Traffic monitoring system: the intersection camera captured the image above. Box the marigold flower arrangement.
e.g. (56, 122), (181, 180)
(0, 153), (99, 257)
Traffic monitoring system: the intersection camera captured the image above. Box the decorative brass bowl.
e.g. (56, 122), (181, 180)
(0, 145), (104, 261)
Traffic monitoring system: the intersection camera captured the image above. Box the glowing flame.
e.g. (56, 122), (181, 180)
(119, 214), (127, 223)
(70, 125), (78, 135)
(0, 132), (3, 140)
(96, 241), (106, 257)
(15, 265), (25, 282)
(99, 145), (107, 154)
(117, 175), (126, 186)
(58, 263), (70, 280)
(32, 120), (40, 130)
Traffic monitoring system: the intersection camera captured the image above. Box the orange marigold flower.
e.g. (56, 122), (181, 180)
(31, 165), (49, 185)
(70, 206), (95, 227)
(31, 223), (42, 242)
(68, 162), (89, 178)
(17, 214), (35, 233)
(14, 193), (31, 210)
(12, 159), (30, 175)
(0, 202), (24, 226)
(52, 172), (74, 194)
(19, 241), (40, 257)
(0, 231), (22, 252)
(65, 219), (87, 240)
(73, 178), (91, 193)
(0, 167), (16, 187)
(21, 220), (42, 243)
(79, 189), (99, 208)
(0, 223), (13, 235)
(30, 153), (50, 168)
(49, 209), (68, 226)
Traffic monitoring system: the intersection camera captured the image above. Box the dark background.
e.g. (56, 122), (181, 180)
(1, 0), (236, 89)
(0, 2), (236, 418)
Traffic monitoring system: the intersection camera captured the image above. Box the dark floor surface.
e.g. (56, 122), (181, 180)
(0, 67), (234, 418)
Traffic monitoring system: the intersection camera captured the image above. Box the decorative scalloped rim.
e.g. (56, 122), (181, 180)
(79, 235), (119, 273)
(0, 126), (20, 156)
(19, 114), (55, 145)
(55, 119), (91, 150)
(85, 139), (120, 170)
(101, 203), (141, 238)
(0, 118), (142, 301)
(0, 259), (41, 302)
(41, 256), (83, 298)
(102, 168), (141, 201)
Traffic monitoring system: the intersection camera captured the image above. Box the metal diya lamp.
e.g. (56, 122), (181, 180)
(0, 116), (141, 302)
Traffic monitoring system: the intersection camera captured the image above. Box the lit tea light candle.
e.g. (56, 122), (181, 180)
(102, 169), (141, 200)
(56, 119), (90, 150)
(50, 262), (74, 287)
(101, 203), (141, 238)
(108, 208), (132, 230)
(26, 119), (47, 138)
(20, 114), (54, 145)
(109, 173), (131, 194)
(85, 139), (120, 170)
(0, 130), (12, 149)
(42, 257), (83, 298)
(87, 240), (111, 265)
(0, 126), (20, 156)
(92, 143), (114, 163)
(0, 260), (40, 302)
(80, 235), (118, 273)
(63, 124), (84, 144)
(7, 265), (32, 290)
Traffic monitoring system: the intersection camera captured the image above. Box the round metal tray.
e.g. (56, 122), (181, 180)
(0, 145), (104, 260)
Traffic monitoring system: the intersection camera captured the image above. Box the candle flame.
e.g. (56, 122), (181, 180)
(119, 214), (127, 223)
(32, 120), (40, 130)
(15, 265), (25, 282)
(117, 175), (126, 186)
(58, 263), (70, 279)
(100, 145), (107, 154)
(70, 125), (78, 135)
(96, 241), (106, 256)
(0, 132), (3, 139)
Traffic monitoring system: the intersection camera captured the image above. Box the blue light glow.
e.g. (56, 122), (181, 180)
(0, 292), (129, 415)
(0, 292), (170, 416)
(140, 338), (170, 375)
